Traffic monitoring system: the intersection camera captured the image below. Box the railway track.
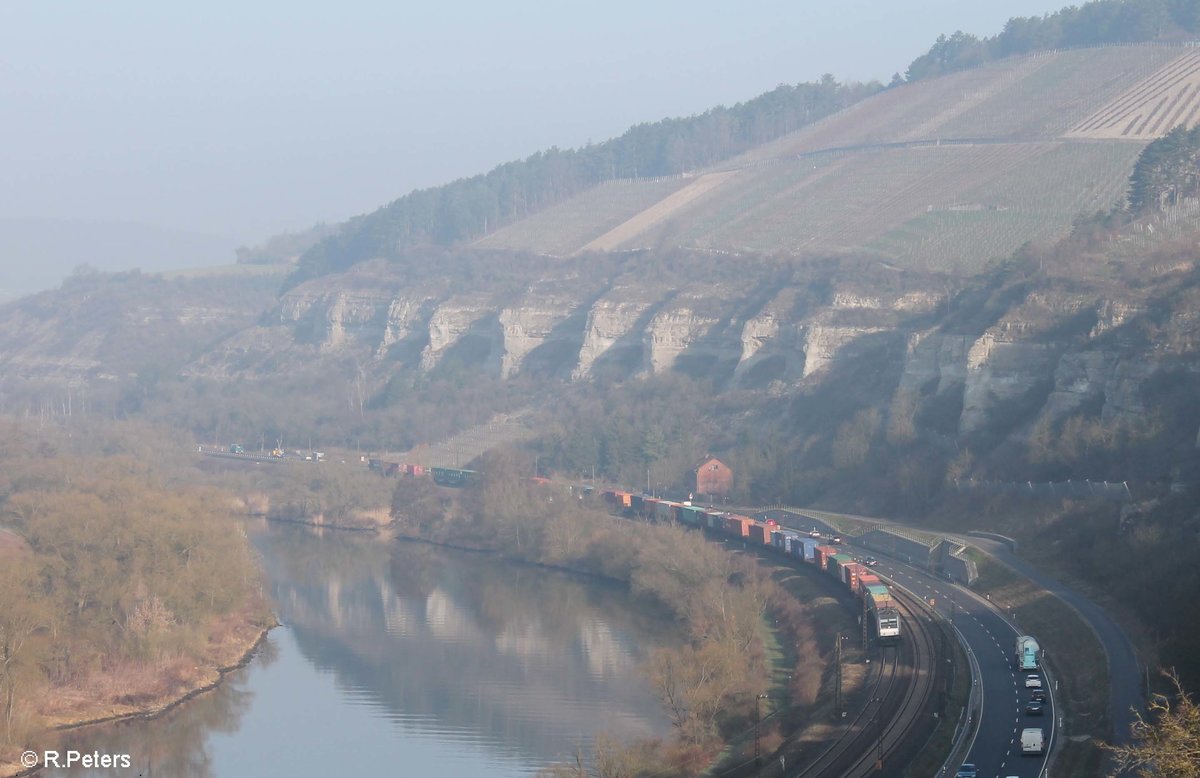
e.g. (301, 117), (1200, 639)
(789, 587), (938, 778)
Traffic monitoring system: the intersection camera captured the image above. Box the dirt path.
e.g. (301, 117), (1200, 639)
(574, 170), (739, 253)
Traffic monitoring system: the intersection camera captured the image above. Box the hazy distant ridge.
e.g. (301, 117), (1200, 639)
(0, 218), (238, 302)
(291, 78), (881, 284)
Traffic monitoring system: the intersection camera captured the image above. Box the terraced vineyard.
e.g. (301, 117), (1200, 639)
(938, 46), (1180, 139)
(474, 176), (687, 255)
(733, 46), (1181, 165)
(644, 144), (1065, 262)
(865, 141), (1144, 272)
(1068, 48), (1200, 140)
(575, 171), (739, 253)
(475, 45), (1190, 269)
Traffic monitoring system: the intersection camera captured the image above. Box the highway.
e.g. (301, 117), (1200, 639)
(759, 510), (1054, 778)
(883, 561), (1052, 778)
(965, 535), (1143, 749)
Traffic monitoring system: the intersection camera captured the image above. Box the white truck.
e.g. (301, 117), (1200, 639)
(1021, 727), (1045, 755)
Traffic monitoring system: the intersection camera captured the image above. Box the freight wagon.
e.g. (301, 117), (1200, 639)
(431, 467), (477, 487)
(604, 492), (902, 647)
(678, 505), (705, 526)
(704, 509), (901, 646)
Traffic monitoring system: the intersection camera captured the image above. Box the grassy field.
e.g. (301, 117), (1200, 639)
(393, 410), (534, 468)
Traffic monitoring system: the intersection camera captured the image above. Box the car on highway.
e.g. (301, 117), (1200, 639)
(864, 556), (878, 566)
(809, 528), (822, 538)
(1030, 689), (1047, 702)
(1025, 701), (1045, 715)
(955, 764), (978, 778)
(1025, 673), (1043, 688)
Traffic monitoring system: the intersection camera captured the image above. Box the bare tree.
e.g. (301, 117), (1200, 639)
(0, 563), (48, 745)
(1106, 670), (1200, 777)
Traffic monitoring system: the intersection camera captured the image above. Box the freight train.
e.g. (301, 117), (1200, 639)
(379, 464), (900, 644)
(605, 490), (902, 645)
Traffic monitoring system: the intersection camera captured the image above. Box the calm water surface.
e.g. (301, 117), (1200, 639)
(51, 522), (679, 777)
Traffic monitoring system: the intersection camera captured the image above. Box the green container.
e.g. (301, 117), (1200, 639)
(866, 584), (891, 601)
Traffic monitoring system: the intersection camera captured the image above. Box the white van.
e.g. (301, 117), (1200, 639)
(1021, 727), (1044, 755)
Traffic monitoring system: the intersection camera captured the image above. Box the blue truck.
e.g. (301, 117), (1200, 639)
(1016, 635), (1040, 671)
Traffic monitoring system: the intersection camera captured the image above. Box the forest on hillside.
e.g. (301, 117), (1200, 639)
(1128, 123), (1200, 212)
(279, 0), (1200, 286)
(290, 77), (879, 284)
(905, 0), (1200, 81)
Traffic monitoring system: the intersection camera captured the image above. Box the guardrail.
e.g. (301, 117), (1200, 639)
(881, 575), (981, 777)
(937, 618), (983, 776)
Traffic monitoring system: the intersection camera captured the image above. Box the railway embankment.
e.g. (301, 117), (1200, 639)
(726, 537), (954, 778)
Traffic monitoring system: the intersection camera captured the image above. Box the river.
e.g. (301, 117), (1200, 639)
(50, 522), (680, 777)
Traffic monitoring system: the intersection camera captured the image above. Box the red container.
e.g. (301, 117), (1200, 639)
(842, 562), (865, 589)
(814, 545), (838, 570)
(725, 516), (752, 537)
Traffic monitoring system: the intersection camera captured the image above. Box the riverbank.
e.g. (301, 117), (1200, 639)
(0, 605), (275, 778)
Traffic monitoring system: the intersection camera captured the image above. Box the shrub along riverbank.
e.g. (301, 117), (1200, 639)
(389, 449), (827, 776)
(0, 420), (272, 777)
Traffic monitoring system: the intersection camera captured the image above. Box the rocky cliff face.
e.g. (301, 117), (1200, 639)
(184, 264), (1200, 446)
(498, 279), (590, 379)
(573, 287), (663, 379)
(0, 271), (279, 382)
(3, 246), (1197, 464)
(419, 295), (502, 374)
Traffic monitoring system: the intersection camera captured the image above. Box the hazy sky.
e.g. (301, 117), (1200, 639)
(2, 1), (1071, 247)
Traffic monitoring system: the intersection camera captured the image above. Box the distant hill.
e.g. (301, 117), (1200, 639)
(297, 43), (1200, 282)
(904, 0), (1200, 82)
(477, 45), (1195, 273)
(3, 4), (1200, 706)
(0, 218), (238, 301)
(290, 77), (882, 284)
(286, 1), (1200, 284)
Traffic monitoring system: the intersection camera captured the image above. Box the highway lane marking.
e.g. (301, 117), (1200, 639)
(870, 548), (1049, 774)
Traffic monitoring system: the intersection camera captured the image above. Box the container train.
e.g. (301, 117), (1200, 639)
(605, 490), (902, 645)
(377, 464), (901, 644)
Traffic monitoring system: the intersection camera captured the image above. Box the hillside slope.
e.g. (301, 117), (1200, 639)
(2, 40), (1200, 695)
(478, 46), (1193, 271)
